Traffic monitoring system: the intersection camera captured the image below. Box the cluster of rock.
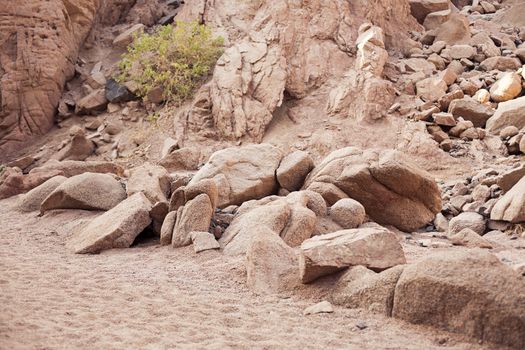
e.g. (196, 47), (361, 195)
(397, 0), (525, 157)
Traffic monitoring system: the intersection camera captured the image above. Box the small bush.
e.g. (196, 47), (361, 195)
(117, 21), (223, 104)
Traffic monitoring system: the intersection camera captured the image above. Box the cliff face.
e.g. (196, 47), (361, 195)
(0, 0), (100, 154)
(177, 0), (421, 142)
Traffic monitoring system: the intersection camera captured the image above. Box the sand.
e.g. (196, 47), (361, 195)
(0, 196), (507, 350)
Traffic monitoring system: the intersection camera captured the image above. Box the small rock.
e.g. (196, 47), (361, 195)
(190, 231), (220, 253)
(303, 301), (334, 316)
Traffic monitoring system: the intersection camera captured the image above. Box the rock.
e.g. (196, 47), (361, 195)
(68, 193), (152, 254)
(331, 265), (405, 316)
(276, 151), (314, 192)
(392, 250), (525, 349)
(434, 213), (449, 232)
(448, 212), (486, 235)
(438, 89), (464, 111)
(105, 79), (135, 103)
(449, 44), (476, 60)
(489, 72), (522, 103)
(416, 76), (448, 102)
(150, 201), (168, 235)
(53, 127), (95, 161)
(159, 147), (201, 172)
(0, 0), (100, 155)
(303, 301), (334, 315)
(448, 97), (493, 127)
(304, 148), (442, 232)
(486, 96), (525, 133)
(299, 226), (406, 283)
(16, 176), (67, 212)
(172, 194), (213, 247)
(329, 199), (366, 229)
(449, 228), (493, 248)
(408, 0), (450, 24)
(500, 126), (520, 139)
(423, 9), (451, 31)
(520, 135), (525, 154)
(29, 160), (124, 178)
(160, 211), (177, 246)
(470, 32), (500, 58)
(472, 185), (491, 202)
(434, 13), (471, 45)
(490, 177), (525, 223)
(189, 144), (283, 207)
(113, 23), (145, 47)
(433, 112), (456, 126)
(184, 179), (219, 211)
(160, 137), (178, 159)
(190, 231), (220, 253)
(479, 56), (522, 71)
(355, 24), (388, 77)
(0, 167), (62, 200)
(126, 163), (171, 204)
(41, 173), (126, 213)
(473, 89), (490, 104)
(75, 89), (108, 115)
(246, 227), (299, 294)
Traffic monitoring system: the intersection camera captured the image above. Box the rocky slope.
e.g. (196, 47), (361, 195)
(1, 0), (525, 349)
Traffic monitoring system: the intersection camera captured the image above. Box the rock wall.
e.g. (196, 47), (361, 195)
(0, 0), (101, 157)
(178, 0), (421, 141)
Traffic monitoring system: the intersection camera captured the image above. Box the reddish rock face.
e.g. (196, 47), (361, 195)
(0, 0), (100, 158)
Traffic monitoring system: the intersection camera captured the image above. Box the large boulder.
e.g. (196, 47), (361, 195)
(486, 96), (525, 134)
(126, 163), (171, 204)
(448, 97), (494, 128)
(490, 176), (525, 223)
(392, 250), (525, 349)
(68, 193), (152, 254)
(171, 194), (213, 247)
(246, 227), (300, 294)
(276, 150), (314, 192)
(489, 72), (522, 103)
(299, 226), (406, 283)
(188, 144), (283, 207)
(329, 198), (366, 229)
(0, 0), (100, 158)
(448, 212), (486, 235)
(41, 173), (126, 212)
(29, 160), (124, 177)
(16, 176), (67, 212)
(0, 167), (62, 200)
(303, 148), (442, 232)
(408, 0), (450, 23)
(220, 191), (326, 255)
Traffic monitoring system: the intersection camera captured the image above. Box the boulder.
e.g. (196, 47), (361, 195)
(184, 179), (219, 211)
(423, 9), (451, 31)
(408, 0), (450, 23)
(190, 231), (220, 253)
(246, 227), (299, 294)
(490, 177), (525, 223)
(189, 144), (283, 207)
(276, 151), (314, 192)
(159, 147), (201, 172)
(489, 72), (522, 103)
(304, 148), (442, 232)
(448, 212), (486, 235)
(29, 160), (124, 178)
(416, 76), (448, 102)
(486, 96), (525, 133)
(0, 167), (62, 200)
(126, 163), (171, 204)
(434, 13), (471, 45)
(68, 193), (152, 254)
(449, 228), (493, 249)
(299, 226), (406, 283)
(392, 250), (525, 349)
(449, 44), (476, 60)
(448, 97), (493, 127)
(41, 173), (126, 212)
(331, 265), (405, 316)
(355, 24), (388, 77)
(172, 194), (213, 247)
(160, 211), (177, 246)
(53, 127), (95, 161)
(329, 198), (366, 229)
(479, 57), (522, 72)
(75, 89), (108, 115)
(16, 176), (67, 212)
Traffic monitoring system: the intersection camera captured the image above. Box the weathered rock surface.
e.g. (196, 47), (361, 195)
(448, 212), (486, 235)
(246, 227), (299, 294)
(0, 167), (62, 200)
(329, 198), (366, 229)
(29, 160), (124, 178)
(69, 193), (152, 254)
(0, 0), (100, 157)
(490, 176), (525, 223)
(486, 96), (525, 134)
(189, 144), (283, 207)
(299, 226), (406, 283)
(52, 127), (95, 161)
(392, 250), (525, 349)
(41, 173), (126, 212)
(449, 228), (493, 248)
(190, 231), (220, 253)
(172, 194), (213, 248)
(304, 148), (442, 232)
(489, 72), (522, 103)
(160, 211), (177, 246)
(16, 176), (67, 212)
(276, 151), (314, 192)
(126, 163), (171, 204)
(303, 301), (334, 315)
(448, 97), (493, 128)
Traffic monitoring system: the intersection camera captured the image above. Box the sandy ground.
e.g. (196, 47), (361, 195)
(0, 196), (511, 350)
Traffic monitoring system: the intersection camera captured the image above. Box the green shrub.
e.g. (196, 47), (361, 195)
(117, 21), (223, 104)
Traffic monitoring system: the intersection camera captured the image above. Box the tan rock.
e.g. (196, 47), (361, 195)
(408, 0), (450, 23)
(490, 72), (522, 103)
(53, 128), (95, 161)
(190, 231), (220, 253)
(299, 226), (406, 283)
(276, 151), (314, 192)
(75, 89), (108, 115)
(392, 249), (525, 349)
(355, 25), (388, 76)
(41, 173), (126, 213)
(303, 301), (334, 315)
(29, 160), (124, 178)
(159, 147), (201, 172)
(69, 193), (152, 254)
(448, 212), (486, 235)
(448, 97), (493, 127)
(479, 57), (522, 72)
(189, 144), (283, 207)
(490, 176), (525, 223)
(16, 176), (67, 212)
(434, 13), (471, 45)
(184, 179), (219, 211)
(160, 211), (177, 246)
(126, 163), (171, 204)
(449, 228), (493, 248)
(329, 198), (366, 229)
(0, 168), (62, 200)
(486, 96), (525, 133)
(172, 194), (213, 247)
(246, 227), (299, 294)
